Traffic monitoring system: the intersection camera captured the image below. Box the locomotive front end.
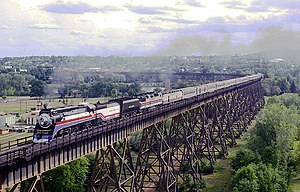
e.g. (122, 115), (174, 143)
(33, 109), (56, 143)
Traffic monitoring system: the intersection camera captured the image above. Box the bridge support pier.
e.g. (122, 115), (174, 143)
(135, 122), (176, 191)
(88, 138), (136, 192)
(169, 113), (202, 190)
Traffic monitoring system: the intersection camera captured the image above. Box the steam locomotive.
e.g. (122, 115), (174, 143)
(33, 74), (262, 143)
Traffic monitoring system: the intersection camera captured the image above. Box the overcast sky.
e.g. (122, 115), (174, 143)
(0, 0), (299, 57)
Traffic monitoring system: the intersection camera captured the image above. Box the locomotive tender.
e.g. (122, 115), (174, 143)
(33, 74), (262, 143)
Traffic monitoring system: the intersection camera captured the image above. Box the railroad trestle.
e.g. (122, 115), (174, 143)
(0, 80), (264, 191)
(88, 81), (264, 191)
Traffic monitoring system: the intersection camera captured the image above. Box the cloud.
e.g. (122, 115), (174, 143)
(71, 43), (151, 56)
(28, 23), (61, 29)
(277, 1), (300, 10)
(220, 1), (247, 9)
(153, 26), (300, 62)
(1, 0), (299, 59)
(139, 18), (153, 24)
(42, 2), (119, 14)
(139, 15), (199, 25)
(153, 16), (200, 24)
(184, 0), (203, 7)
(70, 32), (107, 39)
(147, 26), (178, 33)
(249, 0), (300, 11)
(246, 6), (271, 12)
(69, 30), (85, 35)
(177, 14), (294, 34)
(0, 25), (9, 29)
(126, 5), (184, 15)
(126, 6), (164, 15)
(284, 13), (300, 24)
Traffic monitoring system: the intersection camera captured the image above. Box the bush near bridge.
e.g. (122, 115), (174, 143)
(19, 156), (91, 192)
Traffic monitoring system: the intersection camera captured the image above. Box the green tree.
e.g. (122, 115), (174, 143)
(111, 88), (119, 98)
(58, 84), (73, 98)
(288, 143), (300, 176)
(290, 81), (296, 93)
(231, 148), (260, 171)
(255, 163), (288, 192)
(43, 165), (76, 192)
(248, 104), (299, 167)
(42, 157), (90, 192)
(276, 77), (290, 93)
(0, 73), (33, 96)
(30, 79), (45, 97)
(232, 164), (259, 192)
(232, 163), (288, 192)
(127, 83), (141, 97)
(129, 131), (142, 152)
(29, 66), (53, 81)
(58, 86), (67, 98)
(78, 83), (90, 98)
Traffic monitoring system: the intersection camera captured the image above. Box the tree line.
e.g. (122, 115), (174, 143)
(58, 81), (141, 99)
(0, 73), (45, 97)
(1, 55), (300, 99)
(0, 71), (141, 99)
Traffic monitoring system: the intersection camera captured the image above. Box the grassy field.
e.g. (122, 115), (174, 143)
(292, 176), (300, 192)
(0, 96), (108, 114)
(0, 132), (33, 144)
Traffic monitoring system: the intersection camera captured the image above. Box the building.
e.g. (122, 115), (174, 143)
(0, 114), (16, 126)
(25, 115), (38, 125)
(22, 111), (39, 125)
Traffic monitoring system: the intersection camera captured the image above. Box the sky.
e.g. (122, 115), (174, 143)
(0, 0), (300, 58)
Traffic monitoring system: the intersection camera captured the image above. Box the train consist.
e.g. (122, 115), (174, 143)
(33, 74), (262, 143)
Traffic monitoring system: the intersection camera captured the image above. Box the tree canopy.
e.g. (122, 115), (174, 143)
(232, 94), (300, 192)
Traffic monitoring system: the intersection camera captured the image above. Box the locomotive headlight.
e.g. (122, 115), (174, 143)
(38, 114), (52, 129)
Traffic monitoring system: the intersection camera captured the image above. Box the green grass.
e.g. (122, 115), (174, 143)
(202, 126), (253, 192)
(292, 176), (300, 192)
(0, 132), (33, 144)
(0, 96), (108, 114)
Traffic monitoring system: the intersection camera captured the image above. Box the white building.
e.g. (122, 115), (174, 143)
(0, 114), (16, 126)
(22, 111), (39, 125)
